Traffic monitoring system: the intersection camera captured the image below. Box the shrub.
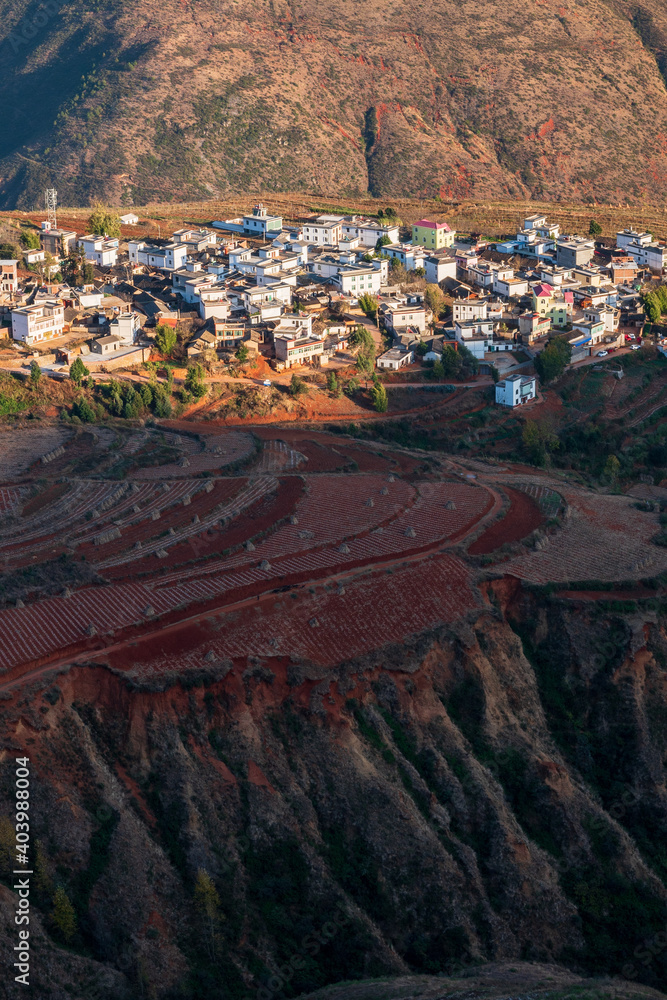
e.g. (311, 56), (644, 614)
(69, 357), (89, 385)
(290, 374), (308, 397)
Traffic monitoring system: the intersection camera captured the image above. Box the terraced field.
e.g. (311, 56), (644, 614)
(3, 424), (667, 685)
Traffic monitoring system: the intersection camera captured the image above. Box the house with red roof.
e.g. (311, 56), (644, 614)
(412, 219), (456, 250)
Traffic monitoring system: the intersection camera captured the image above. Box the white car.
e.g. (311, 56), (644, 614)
(262, 379), (272, 386)
(596, 350), (608, 357)
(629, 344), (641, 351)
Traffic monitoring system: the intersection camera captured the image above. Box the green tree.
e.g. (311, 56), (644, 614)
(350, 324), (376, 372)
(375, 235), (392, 251)
(62, 246), (87, 286)
(154, 323), (177, 356)
(73, 397), (96, 423)
(371, 381), (388, 413)
(88, 206), (121, 238)
(458, 342), (480, 377)
(290, 374), (308, 397)
(346, 377), (360, 394)
(185, 363), (207, 399)
(69, 357), (89, 385)
(424, 284), (444, 320)
(441, 345), (463, 378)
(589, 219), (603, 236)
(0, 242), (19, 260)
(522, 419), (559, 467)
(432, 361), (445, 378)
(327, 371), (341, 397)
(51, 886), (77, 943)
(20, 228), (40, 250)
(603, 453), (621, 484)
(644, 292), (661, 323)
(194, 868), (221, 960)
(235, 341), (250, 363)
(490, 365), (500, 384)
(29, 360), (41, 385)
(534, 336), (572, 383)
(415, 340), (428, 357)
(357, 293), (378, 318)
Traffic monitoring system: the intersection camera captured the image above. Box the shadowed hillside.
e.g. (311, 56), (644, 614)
(4, 0), (667, 206)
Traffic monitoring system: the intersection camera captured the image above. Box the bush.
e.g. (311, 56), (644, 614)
(290, 374), (308, 397)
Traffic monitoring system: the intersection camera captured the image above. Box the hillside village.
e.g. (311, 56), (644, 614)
(0, 202), (663, 409)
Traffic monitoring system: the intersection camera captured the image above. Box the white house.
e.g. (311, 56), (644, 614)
(495, 374), (537, 407)
(198, 285), (230, 321)
(625, 241), (667, 272)
(341, 217), (400, 248)
(109, 311), (141, 345)
(384, 304), (426, 334)
(377, 346), (414, 370)
(335, 265), (383, 297)
(79, 234), (119, 267)
(274, 333), (324, 368)
(494, 275), (529, 299)
(302, 215), (344, 245)
(425, 254), (457, 285)
(120, 213), (139, 226)
(128, 240), (187, 271)
(452, 299), (488, 323)
(242, 204), (283, 238)
(616, 228), (652, 251)
(381, 242), (427, 272)
(11, 300), (65, 345)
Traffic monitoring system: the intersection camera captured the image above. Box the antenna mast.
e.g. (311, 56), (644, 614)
(45, 188), (57, 229)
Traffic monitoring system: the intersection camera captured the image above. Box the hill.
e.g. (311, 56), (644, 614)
(5, 0), (667, 207)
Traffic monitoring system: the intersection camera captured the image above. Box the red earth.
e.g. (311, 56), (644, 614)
(467, 487), (544, 555)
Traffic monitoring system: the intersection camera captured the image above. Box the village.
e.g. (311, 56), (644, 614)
(0, 198), (663, 412)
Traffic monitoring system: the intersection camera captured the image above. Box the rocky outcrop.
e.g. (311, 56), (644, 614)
(3, 589), (667, 997)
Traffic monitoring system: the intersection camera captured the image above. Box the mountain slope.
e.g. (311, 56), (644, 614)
(4, 0), (667, 207)
(4, 593), (667, 997)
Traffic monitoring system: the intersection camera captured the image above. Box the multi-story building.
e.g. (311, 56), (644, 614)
(411, 219), (455, 250)
(452, 298), (488, 323)
(242, 204), (283, 238)
(0, 260), (18, 295)
(425, 253), (457, 285)
(40, 227), (77, 257)
(342, 217), (400, 247)
(556, 237), (596, 268)
(128, 240), (188, 271)
(302, 215), (345, 246)
(274, 333), (324, 368)
(78, 234), (118, 267)
(495, 374), (537, 407)
(11, 300), (65, 345)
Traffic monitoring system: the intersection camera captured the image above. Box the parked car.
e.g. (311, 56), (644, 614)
(625, 333), (636, 340)
(262, 379), (272, 386)
(596, 350), (608, 357)
(630, 344), (641, 350)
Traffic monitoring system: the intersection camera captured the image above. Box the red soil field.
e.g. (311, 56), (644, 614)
(20, 482), (69, 518)
(468, 487), (544, 555)
(104, 476), (304, 580)
(104, 552), (479, 676)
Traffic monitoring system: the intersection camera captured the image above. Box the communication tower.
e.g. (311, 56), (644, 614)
(45, 188), (57, 230)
